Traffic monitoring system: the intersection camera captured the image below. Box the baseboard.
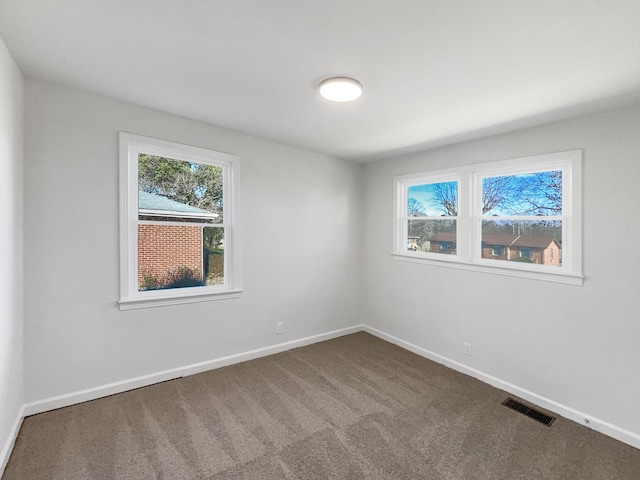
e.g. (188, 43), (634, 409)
(22, 368), (185, 417)
(23, 325), (364, 417)
(182, 325), (364, 376)
(363, 325), (640, 451)
(17, 323), (640, 455)
(0, 405), (24, 478)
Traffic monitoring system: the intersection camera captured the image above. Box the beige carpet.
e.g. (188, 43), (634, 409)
(4, 332), (640, 479)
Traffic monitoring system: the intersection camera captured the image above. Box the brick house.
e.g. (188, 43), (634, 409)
(427, 232), (561, 266)
(427, 232), (458, 255)
(137, 191), (219, 289)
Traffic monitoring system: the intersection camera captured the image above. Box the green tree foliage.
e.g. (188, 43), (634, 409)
(138, 154), (224, 251)
(138, 154), (223, 214)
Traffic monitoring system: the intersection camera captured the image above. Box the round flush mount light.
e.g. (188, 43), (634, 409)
(318, 76), (363, 102)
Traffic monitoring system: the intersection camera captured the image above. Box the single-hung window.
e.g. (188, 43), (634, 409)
(477, 169), (563, 268)
(119, 133), (241, 309)
(393, 150), (582, 285)
(401, 178), (459, 255)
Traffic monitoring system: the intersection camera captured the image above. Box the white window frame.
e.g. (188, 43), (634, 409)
(119, 133), (241, 310)
(393, 150), (583, 286)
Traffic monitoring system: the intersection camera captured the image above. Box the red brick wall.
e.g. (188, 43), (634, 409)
(137, 224), (203, 288)
(481, 246), (508, 260)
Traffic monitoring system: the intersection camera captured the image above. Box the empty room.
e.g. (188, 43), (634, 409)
(1, 1), (640, 478)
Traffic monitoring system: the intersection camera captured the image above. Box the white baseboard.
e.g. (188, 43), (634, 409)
(363, 325), (640, 451)
(0, 405), (24, 478)
(182, 325), (364, 377)
(16, 323), (640, 458)
(23, 325), (363, 417)
(22, 368), (184, 417)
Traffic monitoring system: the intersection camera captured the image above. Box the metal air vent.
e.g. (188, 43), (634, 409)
(502, 397), (556, 426)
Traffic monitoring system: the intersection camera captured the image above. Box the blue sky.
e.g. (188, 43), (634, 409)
(408, 182), (456, 216)
(408, 171), (562, 217)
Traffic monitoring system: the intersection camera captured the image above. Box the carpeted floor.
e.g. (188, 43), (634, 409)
(4, 332), (640, 479)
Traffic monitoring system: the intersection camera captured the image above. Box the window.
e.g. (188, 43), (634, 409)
(119, 133), (241, 309)
(393, 150), (582, 285)
(406, 178), (458, 255)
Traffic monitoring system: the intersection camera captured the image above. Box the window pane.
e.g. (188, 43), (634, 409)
(408, 181), (458, 216)
(203, 226), (225, 286)
(481, 220), (562, 266)
(138, 154), (223, 224)
(481, 170), (562, 216)
(407, 219), (456, 254)
(138, 224), (205, 291)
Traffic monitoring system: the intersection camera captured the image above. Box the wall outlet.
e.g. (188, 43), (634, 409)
(464, 342), (472, 356)
(276, 322), (284, 335)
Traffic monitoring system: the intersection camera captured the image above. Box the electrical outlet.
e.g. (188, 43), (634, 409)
(464, 342), (472, 356)
(276, 322), (284, 335)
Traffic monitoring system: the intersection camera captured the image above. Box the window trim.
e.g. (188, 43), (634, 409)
(119, 132), (241, 310)
(393, 150), (583, 286)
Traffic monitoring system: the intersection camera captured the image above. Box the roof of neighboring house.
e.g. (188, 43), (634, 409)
(428, 232), (559, 248)
(138, 191), (219, 219)
(511, 236), (560, 248)
(483, 234), (559, 249)
(428, 232), (457, 242)
(481, 234), (519, 246)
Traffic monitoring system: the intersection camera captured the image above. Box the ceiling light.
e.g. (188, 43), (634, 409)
(318, 77), (363, 102)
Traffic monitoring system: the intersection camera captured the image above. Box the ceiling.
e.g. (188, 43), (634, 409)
(1, 1), (640, 162)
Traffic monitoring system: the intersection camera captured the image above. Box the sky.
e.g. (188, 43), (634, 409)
(407, 171), (562, 217)
(408, 182), (456, 216)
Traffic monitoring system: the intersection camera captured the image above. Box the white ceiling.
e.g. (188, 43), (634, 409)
(2, 0), (640, 162)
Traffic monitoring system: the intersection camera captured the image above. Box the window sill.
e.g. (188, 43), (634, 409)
(392, 253), (583, 286)
(119, 288), (243, 310)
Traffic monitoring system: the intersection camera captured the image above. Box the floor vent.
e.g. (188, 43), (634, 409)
(502, 397), (556, 426)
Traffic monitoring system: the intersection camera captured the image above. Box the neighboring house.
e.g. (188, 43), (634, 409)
(137, 191), (219, 288)
(426, 232), (458, 255)
(427, 232), (561, 266)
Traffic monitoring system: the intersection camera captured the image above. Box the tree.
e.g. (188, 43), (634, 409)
(406, 197), (431, 249)
(481, 175), (517, 214)
(138, 154), (225, 253)
(138, 154), (223, 214)
(477, 171), (563, 239)
(516, 170), (562, 215)
(430, 178), (517, 216)
(431, 172), (562, 217)
(432, 181), (458, 215)
(407, 197), (426, 216)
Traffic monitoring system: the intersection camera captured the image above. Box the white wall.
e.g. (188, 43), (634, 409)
(362, 105), (640, 441)
(0, 36), (23, 470)
(23, 80), (362, 404)
(19, 75), (640, 448)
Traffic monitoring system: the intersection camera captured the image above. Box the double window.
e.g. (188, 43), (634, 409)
(119, 133), (241, 309)
(393, 150), (582, 285)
